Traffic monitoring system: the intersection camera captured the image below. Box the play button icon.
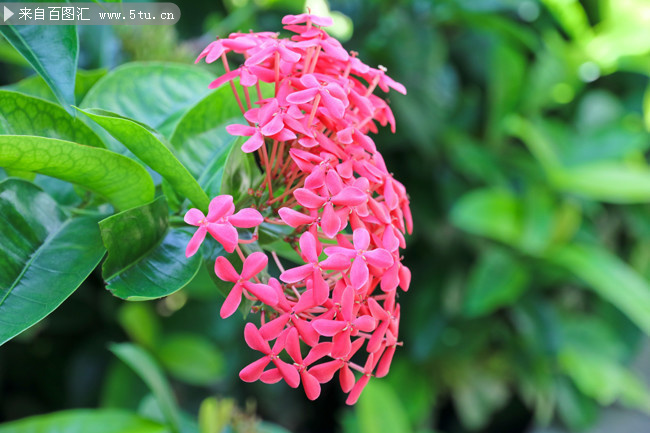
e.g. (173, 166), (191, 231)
(3, 6), (14, 22)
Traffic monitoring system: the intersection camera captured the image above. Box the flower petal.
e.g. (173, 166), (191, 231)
(228, 208), (263, 228)
(244, 322), (271, 353)
(239, 356), (271, 382)
(280, 264), (312, 283)
(241, 252), (268, 280)
(184, 208), (205, 226)
(244, 282), (278, 306)
(350, 256), (369, 289)
(220, 283), (244, 319)
(185, 226), (207, 258)
(214, 256), (240, 282)
(312, 319), (347, 337)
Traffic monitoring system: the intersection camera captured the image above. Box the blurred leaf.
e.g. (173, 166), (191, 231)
(79, 108), (209, 211)
(0, 409), (169, 433)
(556, 377), (598, 431)
(0, 19), (78, 111)
(487, 42), (525, 143)
(80, 62), (214, 129)
(119, 303), (161, 349)
(559, 348), (650, 408)
(101, 361), (150, 411)
(541, 0), (592, 41)
(99, 197), (201, 300)
(451, 368), (510, 430)
(551, 162), (650, 203)
(548, 243), (650, 335)
(0, 90), (104, 147)
(0, 135), (154, 210)
(645, 84), (650, 132)
(198, 397), (233, 433)
(0, 179), (105, 345)
(463, 249), (528, 317)
(450, 188), (522, 245)
(110, 343), (181, 432)
(157, 334), (225, 385)
(356, 380), (413, 433)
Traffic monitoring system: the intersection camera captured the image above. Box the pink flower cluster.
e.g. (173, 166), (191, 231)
(186, 13), (411, 404)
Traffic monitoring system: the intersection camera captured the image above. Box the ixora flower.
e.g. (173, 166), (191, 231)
(184, 13), (412, 405)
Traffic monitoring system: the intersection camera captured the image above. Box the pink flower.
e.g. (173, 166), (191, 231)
(325, 228), (394, 289)
(184, 195), (263, 255)
(214, 252), (277, 318)
(239, 324), (299, 387)
(191, 12), (412, 405)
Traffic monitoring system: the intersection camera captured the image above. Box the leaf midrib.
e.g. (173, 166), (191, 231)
(0, 216), (72, 308)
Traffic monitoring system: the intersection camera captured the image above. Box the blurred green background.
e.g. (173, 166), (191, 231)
(1, 0), (650, 432)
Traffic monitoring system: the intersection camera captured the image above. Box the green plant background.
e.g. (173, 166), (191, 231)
(1, 0), (650, 432)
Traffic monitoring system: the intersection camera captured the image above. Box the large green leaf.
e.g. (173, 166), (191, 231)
(357, 381), (413, 433)
(79, 108), (209, 211)
(80, 62), (214, 129)
(157, 334), (225, 386)
(0, 17), (78, 110)
(550, 162), (650, 203)
(462, 249), (529, 317)
(0, 135), (154, 210)
(548, 243), (650, 334)
(0, 90), (104, 147)
(0, 409), (169, 433)
(450, 188), (522, 245)
(100, 197), (201, 300)
(4, 69), (108, 105)
(169, 81), (273, 177)
(0, 179), (105, 345)
(110, 343), (181, 433)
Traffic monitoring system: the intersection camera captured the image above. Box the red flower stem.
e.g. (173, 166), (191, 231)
(274, 141), (286, 177)
(308, 94), (321, 127)
(348, 362), (365, 373)
(261, 143), (274, 199)
(234, 244), (246, 263)
(242, 85), (252, 110)
(271, 251), (285, 273)
(255, 81), (263, 101)
(269, 140), (279, 177)
(274, 51), (281, 94)
(308, 46), (321, 73)
(302, 47), (313, 75)
(221, 53), (245, 114)
(365, 75), (381, 97)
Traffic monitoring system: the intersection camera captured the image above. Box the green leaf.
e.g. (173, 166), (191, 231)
(198, 398), (234, 433)
(0, 135), (154, 210)
(99, 197), (201, 300)
(0, 409), (169, 433)
(220, 141), (263, 205)
(157, 334), (225, 385)
(450, 188), (522, 245)
(169, 82), (243, 177)
(118, 302), (161, 349)
(551, 162), (650, 203)
(80, 62), (215, 129)
(0, 18), (78, 111)
(548, 243), (650, 334)
(169, 81), (274, 178)
(644, 84), (650, 132)
(357, 381), (413, 433)
(110, 343), (181, 433)
(462, 249), (528, 317)
(0, 179), (106, 345)
(0, 90), (104, 147)
(4, 68), (108, 105)
(79, 108), (209, 211)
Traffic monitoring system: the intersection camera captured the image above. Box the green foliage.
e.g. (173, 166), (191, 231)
(0, 179), (105, 345)
(99, 197), (202, 300)
(0, 135), (154, 210)
(110, 343), (182, 432)
(79, 108), (210, 211)
(0, 18), (78, 110)
(0, 409), (169, 433)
